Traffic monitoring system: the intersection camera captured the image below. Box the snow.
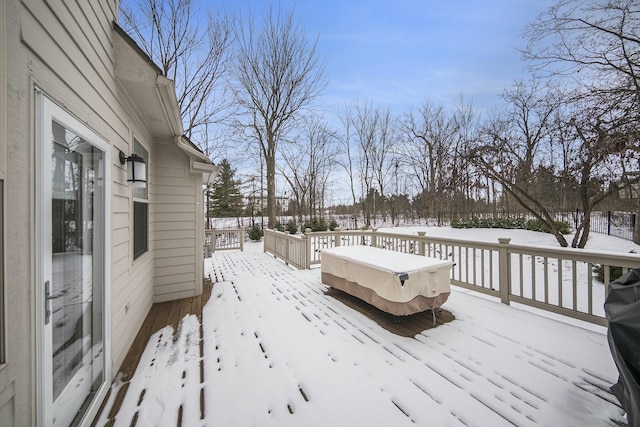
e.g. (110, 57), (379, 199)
(386, 226), (640, 254)
(393, 227), (639, 323)
(96, 227), (637, 426)
(322, 245), (454, 273)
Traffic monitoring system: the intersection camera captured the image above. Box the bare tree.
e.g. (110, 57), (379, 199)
(401, 101), (458, 219)
(279, 116), (335, 221)
(352, 101), (379, 227)
(336, 103), (361, 228)
(231, 5), (327, 229)
(279, 142), (310, 223)
(496, 81), (558, 193)
(370, 108), (397, 222)
(547, 107), (577, 210)
(337, 102), (405, 226)
(451, 96), (481, 212)
(523, 0), (640, 106)
(305, 119), (336, 219)
(119, 0), (233, 156)
(563, 98), (640, 248)
(470, 81), (569, 245)
(522, 0), (640, 246)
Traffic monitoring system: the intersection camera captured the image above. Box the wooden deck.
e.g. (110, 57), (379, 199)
(94, 249), (625, 426)
(93, 278), (213, 426)
(94, 280), (454, 425)
(325, 288), (456, 337)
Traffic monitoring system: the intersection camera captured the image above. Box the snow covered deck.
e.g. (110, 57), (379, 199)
(95, 244), (626, 426)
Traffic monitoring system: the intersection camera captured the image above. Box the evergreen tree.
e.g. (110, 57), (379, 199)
(208, 159), (243, 219)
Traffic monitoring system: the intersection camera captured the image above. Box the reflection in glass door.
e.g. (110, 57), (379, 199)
(38, 94), (107, 426)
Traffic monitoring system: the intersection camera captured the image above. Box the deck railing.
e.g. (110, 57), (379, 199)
(204, 228), (244, 256)
(263, 228), (640, 326)
(263, 230), (308, 269)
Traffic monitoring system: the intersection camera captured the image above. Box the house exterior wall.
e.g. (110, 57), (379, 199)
(153, 141), (204, 302)
(3, 0), (47, 422)
(0, 0), (8, 423)
(0, 0), (209, 425)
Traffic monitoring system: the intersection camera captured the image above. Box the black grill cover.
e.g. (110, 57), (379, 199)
(604, 268), (640, 426)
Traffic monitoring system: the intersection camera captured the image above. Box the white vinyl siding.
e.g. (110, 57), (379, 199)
(3, 0), (208, 424)
(0, 181), (4, 367)
(24, 1), (154, 378)
(153, 143), (202, 302)
(0, 0), (4, 181)
(17, 0), (149, 376)
(0, 0), (6, 370)
(6, 1), (147, 423)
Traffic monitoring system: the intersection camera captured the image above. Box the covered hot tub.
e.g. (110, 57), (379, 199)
(321, 245), (454, 316)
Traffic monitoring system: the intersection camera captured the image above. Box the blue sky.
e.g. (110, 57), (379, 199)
(232, 0), (556, 115)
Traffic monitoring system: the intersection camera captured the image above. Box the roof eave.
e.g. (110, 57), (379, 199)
(113, 21), (183, 138)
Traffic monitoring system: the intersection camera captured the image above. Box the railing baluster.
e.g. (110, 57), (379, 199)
(258, 228), (637, 326)
(588, 262), (594, 315)
(498, 237), (511, 305)
(572, 260), (578, 311)
(558, 258), (563, 308)
(519, 253), (524, 297)
(472, 247), (477, 287)
(464, 246), (470, 283)
(489, 250), (494, 291)
(544, 256), (549, 304)
(531, 255), (536, 301)
(480, 248), (484, 287)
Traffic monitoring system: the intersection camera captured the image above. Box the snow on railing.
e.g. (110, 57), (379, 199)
(263, 227), (640, 326)
(263, 229), (308, 269)
(204, 229), (244, 256)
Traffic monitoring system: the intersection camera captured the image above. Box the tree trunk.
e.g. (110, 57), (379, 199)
(577, 213), (591, 248)
(266, 152), (276, 229)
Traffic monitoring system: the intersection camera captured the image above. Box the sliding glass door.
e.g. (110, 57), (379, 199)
(37, 92), (109, 426)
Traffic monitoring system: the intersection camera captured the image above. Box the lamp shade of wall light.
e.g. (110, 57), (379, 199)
(119, 151), (147, 189)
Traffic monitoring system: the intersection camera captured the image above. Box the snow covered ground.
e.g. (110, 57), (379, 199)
(384, 226), (640, 253)
(97, 228), (637, 426)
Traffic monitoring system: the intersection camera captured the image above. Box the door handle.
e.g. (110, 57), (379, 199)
(45, 289), (67, 300)
(45, 282), (67, 324)
(45, 280), (51, 325)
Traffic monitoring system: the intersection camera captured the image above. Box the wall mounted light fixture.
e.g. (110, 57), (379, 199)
(119, 151), (146, 189)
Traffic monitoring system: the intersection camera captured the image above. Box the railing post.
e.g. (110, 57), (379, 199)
(263, 228), (269, 253)
(371, 228), (378, 248)
(273, 229), (281, 258)
(417, 231), (426, 256)
(284, 231), (290, 266)
(262, 228), (265, 252)
(276, 230), (283, 259)
(239, 228), (244, 252)
(204, 230), (212, 257)
(303, 229), (311, 269)
(498, 237), (511, 305)
(335, 229), (341, 247)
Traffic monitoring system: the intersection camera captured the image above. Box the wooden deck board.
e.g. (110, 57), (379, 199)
(325, 288), (455, 337)
(94, 270), (451, 425)
(94, 250), (623, 426)
(94, 279), (213, 426)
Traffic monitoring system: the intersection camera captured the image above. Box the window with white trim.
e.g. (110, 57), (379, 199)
(133, 139), (148, 259)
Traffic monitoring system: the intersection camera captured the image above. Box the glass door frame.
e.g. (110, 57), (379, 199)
(35, 89), (112, 426)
